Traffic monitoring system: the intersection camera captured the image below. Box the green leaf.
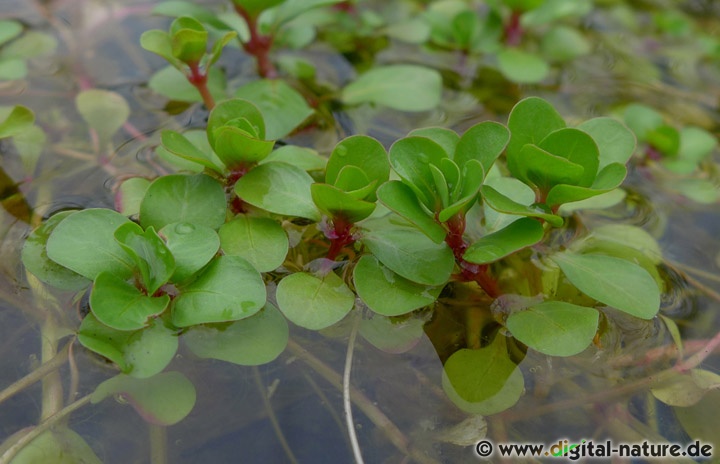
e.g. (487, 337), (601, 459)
(114, 223), (175, 295)
(172, 256), (266, 327)
(577, 117), (636, 170)
(219, 216), (288, 272)
(442, 338), (523, 414)
(325, 135), (389, 197)
(333, 166), (374, 196)
(497, 49), (549, 84)
(272, 0), (345, 26)
(481, 185), (563, 227)
(342, 65), (442, 112)
(311, 183), (376, 223)
(91, 372), (196, 426)
(540, 26), (591, 61)
(506, 302), (599, 356)
(140, 174), (227, 231)
(354, 255), (441, 316)
(623, 104), (663, 141)
(235, 79), (314, 140)
(169, 17), (208, 64)
(160, 130), (224, 173)
(184, 304), (288, 365)
(585, 224), (662, 264)
(0, 105), (34, 139)
(90, 272), (171, 331)
(510, 144), (585, 192)
(261, 145), (326, 171)
(538, 128), (599, 187)
(21, 211), (91, 291)
(140, 29), (179, 67)
(212, 125), (275, 168)
(679, 127), (717, 164)
(359, 314), (426, 354)
(118, 178), (151, 217)
(207, 31), (237, 66)
(675, 390), (720, 449)
(454, 121), (510, 174)
(545, 167), (626, 207)
(646, 125), (680, 156)
(652, 370), (720, 407)
(361, 218), (454, 286)
(207, 98), (266, 146)
(670, 178), (720, 204)
(551, 252), (660, 319)
(78, 314), (178, 378)
(235, 162), (320, 221)
(506, 97), (565, 165)
(1, 31), (56, 58)
(408, 127), (459, 158)
(0, 57), (27, 80)
(148, 65), (226, 103)
(482, 175), (535, 232)
(377, 181), (446, 243)
(75, 90), (130, 145)
(276, 271), (354, 330)
(232, 0), (286, 18)
(389, 136), (448, 210)
(7, 428), (101, 464)
(46, 209), (134, 280)
(464, 218), (544, 264)
(0, 20), (22, 47)
(160, 222), (220, 282)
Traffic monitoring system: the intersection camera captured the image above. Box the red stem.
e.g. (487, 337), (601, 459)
(325, 216), (355, 261)
(187, 61), (215, 109)
(444, 213), (501, 298)
(234, 5), (278, 79)
(504, 10), (523, 46)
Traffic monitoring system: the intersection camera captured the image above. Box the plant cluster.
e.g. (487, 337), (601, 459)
(18, 84), (669, 417)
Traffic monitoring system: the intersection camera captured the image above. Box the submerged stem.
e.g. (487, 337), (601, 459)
(252, 367), (299, 464)
(344, 314), (365, 464)
(0, 394), (92, 464)
(149, 424), (168, 464)
(0, 343), (69, 407)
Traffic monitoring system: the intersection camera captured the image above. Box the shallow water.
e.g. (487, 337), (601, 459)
(1, 0), (719, 463)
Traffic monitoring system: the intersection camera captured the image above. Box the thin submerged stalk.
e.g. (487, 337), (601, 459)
(0, 343), (69, 407)
(149, 424), (168, 464)
(0, 394), (92, 464)
(252, 367), (299, 464)
(343, 313), (364, 464)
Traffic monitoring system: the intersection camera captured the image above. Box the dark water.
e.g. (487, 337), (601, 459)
(1, 1), (719, 463)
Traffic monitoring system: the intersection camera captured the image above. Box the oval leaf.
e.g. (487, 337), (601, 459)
(342, 65), (442, 112)
(506, 302), (599, 356)
(276, 271), (354, 330)
(90, 272), (171, 331)
(91, 372), (196, 426)
(172, 256), (266, 327)
(160, 222), (220, 283)
(551, 252), (660, 319)
(140, 174), (227, 231)
(235, 162), (320, 221)
(218, 216), (288, 272)
(354, 255), (441, 316)
(184, 304), (289, 365)
(361, 218), (454, 286)
(46, 209), (134, 280)
(464, 217), (544, 264)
